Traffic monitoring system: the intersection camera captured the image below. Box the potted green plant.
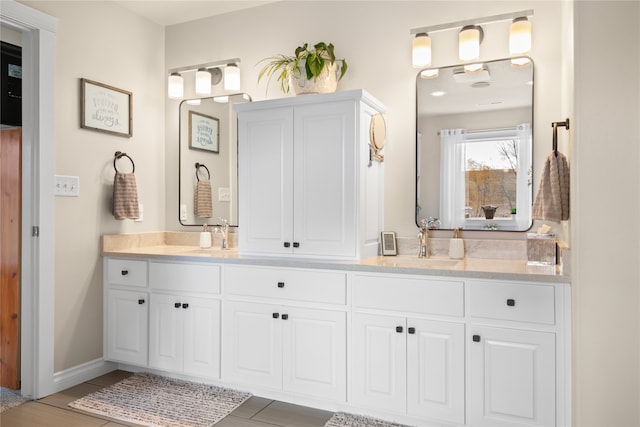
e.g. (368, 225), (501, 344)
(258, 42), (348, 95)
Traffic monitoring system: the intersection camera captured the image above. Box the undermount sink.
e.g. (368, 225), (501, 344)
(386, 256), (462, 268)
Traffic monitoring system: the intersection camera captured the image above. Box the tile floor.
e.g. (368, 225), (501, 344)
(0, 370), (334, 427)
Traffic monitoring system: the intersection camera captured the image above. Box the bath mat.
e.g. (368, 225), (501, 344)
(69, 372), (251, 427)
(324, 412), (413, 427)
(0, 387), (30, 413)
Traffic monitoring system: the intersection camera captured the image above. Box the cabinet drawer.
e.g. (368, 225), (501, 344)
(149, 262), (220, 294)
(225, 266), (346, 305)
(353, 274), (464, 317)
(106, 258), (148, 287)
(470, 281), (555, 324)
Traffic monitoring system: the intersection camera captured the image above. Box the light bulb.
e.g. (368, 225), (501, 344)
(412, 33), (431, 68)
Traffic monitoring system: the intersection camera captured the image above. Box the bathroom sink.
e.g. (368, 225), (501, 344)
(386, 256), (462, 268)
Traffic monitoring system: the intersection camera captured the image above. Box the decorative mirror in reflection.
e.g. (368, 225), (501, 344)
(416, 57), (534, 231)
(179, 93), (251, 226)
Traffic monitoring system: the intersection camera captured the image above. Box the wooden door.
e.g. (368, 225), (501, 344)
(1, 127), (21, 389)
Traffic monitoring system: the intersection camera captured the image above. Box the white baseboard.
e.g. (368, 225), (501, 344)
(52, 358), (117, 393)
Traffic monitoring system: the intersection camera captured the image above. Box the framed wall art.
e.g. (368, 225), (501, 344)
(189, 110), (219, 153)
(81, 78), (132, 137)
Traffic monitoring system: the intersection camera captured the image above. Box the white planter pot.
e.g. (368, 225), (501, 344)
(291, 61), (339, 95)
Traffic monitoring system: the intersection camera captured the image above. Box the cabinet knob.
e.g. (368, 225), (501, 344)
(284, 242), (291, 248)
(396, 326), (403, 333)
(506, 299), (516, 307)
(121, 270), (129, 276)
(138, 299), (145, 305)
(182, 303), (189, 309)
(473, 335), (481, 342)
(174, 302), (181, 308)
(277, 282), (285, 288)
(282, 314), (289, 320)
(273, 313), (279, 319)
(293, 242), (300, 248)
(408, 327), (416, 334)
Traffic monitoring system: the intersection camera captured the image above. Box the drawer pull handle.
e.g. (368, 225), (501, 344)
(396, 326), (403, 333)
(293, 242), (300, 248)
(174, 302), (181, 308)
(182, 303), (189, 309)
(282, 314), (289, 320)
(284, 242), (291, 248)
(277, 282), (285, 288)
(408, 327), (416, 334)
(138, 299), (145, 305)
(472, 335), (481, 342)
(273, 313), (279, 319)
(121, 270), (129, 276)
(507, 299), (516, 307)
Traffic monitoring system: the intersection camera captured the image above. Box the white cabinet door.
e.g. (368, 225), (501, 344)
(106, 289), (148, 365)
(407, 318), (465, 425)
(223, 301), (282, 389)
(352, 313), (407, 413)
(282, 307), (346, 401)
(183, 296), (220, 378)
(292, 101), (356, 257)
(149, 293), (184, 372)
(470, 326), (556, 427)
(238, 107), (294, 254)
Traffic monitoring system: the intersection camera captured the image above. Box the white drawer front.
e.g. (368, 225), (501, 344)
(353, 274), (464, 317)
(470, 281), (555, 324)
(149, 262), (220, 294)
(225, 266), (346, 305)
(106, 258), (148, 287)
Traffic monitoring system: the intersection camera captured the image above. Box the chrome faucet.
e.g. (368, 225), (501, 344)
(215, 218), (229, 250)
(418, 218), (429, 258)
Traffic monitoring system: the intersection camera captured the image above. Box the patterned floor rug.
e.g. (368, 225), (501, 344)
(69, 372), (251, 427)
(324, 412), (413, 427)
(0, 387), (30, 413)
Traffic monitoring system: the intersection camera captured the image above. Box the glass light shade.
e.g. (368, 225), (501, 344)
(511, 57), (532, 67)
(168, 72), (183, 99)
(459, 26), (481, 61)
(420, 68), (439, 79)
(195, 68), (212, 95)
(186, 99), (201, 105)
(224, 64), (241, 91)
(412, 33), (431, 68)
(464, 63), (483, 73)
(509, 17), (532, 55)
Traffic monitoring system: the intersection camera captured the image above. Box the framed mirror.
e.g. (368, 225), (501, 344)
(179, 93), (251, 226)
(416, 57), (533, 231)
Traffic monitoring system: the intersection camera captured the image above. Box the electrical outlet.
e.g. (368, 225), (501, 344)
(180, 204), (188, 221)
(218, 187), (231, 202)
(54, 175), (79, 197)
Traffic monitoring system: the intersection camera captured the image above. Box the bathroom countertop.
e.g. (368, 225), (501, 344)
(102, 233), (570, 284)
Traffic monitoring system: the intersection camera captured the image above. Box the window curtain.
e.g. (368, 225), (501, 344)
(439, 129), (466, 227)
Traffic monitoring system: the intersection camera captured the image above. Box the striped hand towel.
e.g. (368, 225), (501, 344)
(532, 151), (570, 222)
(112, 172), (140, 220)
(195, 179), (213, 218)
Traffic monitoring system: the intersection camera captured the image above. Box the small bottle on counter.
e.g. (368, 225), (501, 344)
(449, 227), (464, 259)
(199, 224), (212, 249)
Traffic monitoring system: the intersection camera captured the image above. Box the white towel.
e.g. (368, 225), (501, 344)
(532, 151), (570, 222)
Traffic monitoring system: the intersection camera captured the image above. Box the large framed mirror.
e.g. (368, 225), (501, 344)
(179, 93), (251, 226)
(416, 57), (534, 231)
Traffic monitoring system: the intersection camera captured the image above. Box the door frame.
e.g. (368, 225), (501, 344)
(1, 0), (56, 399)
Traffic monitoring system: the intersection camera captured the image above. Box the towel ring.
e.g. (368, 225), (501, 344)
(195, 162), (210, 181)
(114, 151), (135, 173)
(551, 118), (570, 156)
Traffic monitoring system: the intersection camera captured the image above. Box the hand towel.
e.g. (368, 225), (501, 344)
(532, 151), (570, 222)
(195, 179), (213, 218)
(112, 172), (140, 220)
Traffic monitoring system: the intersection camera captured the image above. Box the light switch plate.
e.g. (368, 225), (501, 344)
(180, 204), (188, 221)
(54, 175), (79, 197)
(218, 187), (231, 202)
(134, 203), (143, 222)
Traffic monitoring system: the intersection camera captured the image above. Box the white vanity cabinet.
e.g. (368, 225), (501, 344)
(236, 90), (385, 260)
(104, 258), (149, 366)
(148, 261), (222, 379)
(222, 265), (347, 401)
(351, 274), (466, 425)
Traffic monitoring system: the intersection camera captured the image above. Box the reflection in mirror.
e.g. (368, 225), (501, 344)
(416, 57), (533, 231)
(179, 94), (251, 226)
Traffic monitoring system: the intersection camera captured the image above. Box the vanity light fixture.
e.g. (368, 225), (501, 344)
(168, 72), (183, 99)
(459, 25), (484, 61)
(195, 68), (212, 95)
(224, 63), (241, 91)
(412, 32), (432, 68)
(509, 17), (532, 55)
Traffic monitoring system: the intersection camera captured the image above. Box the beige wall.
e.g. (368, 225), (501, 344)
(20, 1), (166, 371)
(573, 2), (640, 426)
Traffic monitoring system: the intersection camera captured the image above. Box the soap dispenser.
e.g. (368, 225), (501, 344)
(449, 227), (464, 259)
(199, 224), (212, 249)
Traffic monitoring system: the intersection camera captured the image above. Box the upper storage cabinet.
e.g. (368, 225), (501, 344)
(236, 90), (386, 259)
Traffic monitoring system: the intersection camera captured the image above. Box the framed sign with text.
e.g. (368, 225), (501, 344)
(188, 111), (219, 153)
(81, 78), (132, 137)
